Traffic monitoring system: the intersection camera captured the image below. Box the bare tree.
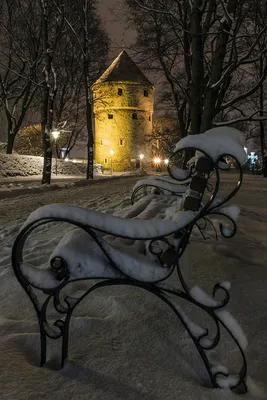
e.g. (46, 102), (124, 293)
(126, 0), (267, 136)
(1, 0), (109, 184)
(49, 0), (110, 179)
(39, 0), (65, 184)
(0, 0), (42, 154)
(149, 116), (181, 158)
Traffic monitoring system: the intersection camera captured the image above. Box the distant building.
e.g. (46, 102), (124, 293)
(91, 50), (155, 171)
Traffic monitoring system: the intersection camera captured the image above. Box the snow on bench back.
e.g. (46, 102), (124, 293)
(174, 127), (247, 165)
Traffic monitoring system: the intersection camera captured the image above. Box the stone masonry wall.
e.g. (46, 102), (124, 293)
(92, 81), (154, 171)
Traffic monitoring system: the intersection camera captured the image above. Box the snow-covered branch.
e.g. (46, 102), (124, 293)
(213, 111), (267, 126)
(238, 23), (267, 65)
(134, 0), (171, 16)
(221, 63), (267, 110)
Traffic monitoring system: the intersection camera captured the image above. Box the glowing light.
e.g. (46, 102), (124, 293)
(164, 159), (169, 165)
(140, 154), (144, 160)
(248, 152), (258, 165)
(244, 147), (248, 154)
(64, 157), (69, 162)
(52, 130), (60, 139)
(110, 149), (114, 155)
(153, 157), (161, 164)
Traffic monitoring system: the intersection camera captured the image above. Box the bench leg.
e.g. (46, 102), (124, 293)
(153, 285), (248, 393)
(61, 316), (71, 369)
(40, 322), (47, 367)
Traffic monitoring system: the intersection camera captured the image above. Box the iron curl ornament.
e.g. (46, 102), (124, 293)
(12, 138), (248, 394)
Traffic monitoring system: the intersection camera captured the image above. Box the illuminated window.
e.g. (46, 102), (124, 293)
(108, 114), (113, 119)
(104, 158), (108, 164)
(120, 139), (124, 146)
(118, 88), (123, 96)
(132, 113), (138, 120)
(144, 90), (148, 97)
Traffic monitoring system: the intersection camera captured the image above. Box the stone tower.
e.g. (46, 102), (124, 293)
(91, 50), (155, 171)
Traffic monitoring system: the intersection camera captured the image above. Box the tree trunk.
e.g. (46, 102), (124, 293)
(41, 71), (52, 185)
(259, 56), (265, 175)
(6, 131), (15, 154)
(83, 0), (94, 180)
(201, 0), (238, 132)
(86, 97), (94, 179)
(5, 108), (15, 154)
(40, 0), (52, 185)
(41, 126), (52, 185)
(190, 0), (203, 135)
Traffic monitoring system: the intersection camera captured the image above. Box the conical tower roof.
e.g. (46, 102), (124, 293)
(93, 50), (154, 87)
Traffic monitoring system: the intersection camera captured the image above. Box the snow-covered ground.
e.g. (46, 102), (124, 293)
(0, 175), (266, 399)
(0, 172), (145, 200)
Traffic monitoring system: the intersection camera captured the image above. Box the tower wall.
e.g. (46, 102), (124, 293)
(92, 81), (154, 171)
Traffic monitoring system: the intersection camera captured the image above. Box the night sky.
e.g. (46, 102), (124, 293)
(97, 0), (136, 58)
(97, 0), (160, 105)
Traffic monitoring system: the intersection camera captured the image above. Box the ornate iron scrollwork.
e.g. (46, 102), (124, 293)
(50, 256), (69, 281)
(11, 143), (248, 393)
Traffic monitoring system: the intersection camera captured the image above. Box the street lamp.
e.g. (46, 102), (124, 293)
(153, 157), (161, 172)
(140, 153), (144, 170)
(110, 149), (114, 174)
(153, 157), (161, 165)
(52, 130), (60, 175)
(164, 159), (169, 165)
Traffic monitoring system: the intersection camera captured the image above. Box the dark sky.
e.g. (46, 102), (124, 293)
(96, 0), (160, 96)
(97, 0), (136, 58)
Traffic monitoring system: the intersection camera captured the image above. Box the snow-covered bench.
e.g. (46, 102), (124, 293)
(12, 127), (248, 393)
(131, 156), (196, 203)
(131, 174), (189, 204)
(131, 150), (229, 204)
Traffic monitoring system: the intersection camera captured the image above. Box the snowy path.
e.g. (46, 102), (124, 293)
(0, 173), (142, 200)
(0, 175), (266, 399)
(0, 176), (137, 223)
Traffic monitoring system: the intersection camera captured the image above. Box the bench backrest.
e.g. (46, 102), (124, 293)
(169, 127), (247, 212)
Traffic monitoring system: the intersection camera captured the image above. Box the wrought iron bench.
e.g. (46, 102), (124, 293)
(12, 127), (248, 393)
(131, 154), (229, 204)
(131, 173), (190, 204)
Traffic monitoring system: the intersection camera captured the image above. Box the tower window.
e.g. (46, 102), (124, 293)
(104, 158), (108, 164)
(148, 116), (151, 121)
(119, 139), (124, 146)
(108, 114), (113, 119)
(132, 113), (138, 120)
(118, 88), (123, 96)
(100, 140), (103, 145)
(144, 90), (148, 97)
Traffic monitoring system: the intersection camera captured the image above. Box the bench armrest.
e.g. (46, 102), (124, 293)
(21, 203), (197, 240)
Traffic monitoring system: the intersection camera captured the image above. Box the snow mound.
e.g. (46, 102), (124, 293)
(0, 154), (84, 177)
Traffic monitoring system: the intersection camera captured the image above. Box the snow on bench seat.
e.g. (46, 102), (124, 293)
(132, 177), (187, 196)
(19, 198), (196, 289)
(21, 227), (178, 290)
